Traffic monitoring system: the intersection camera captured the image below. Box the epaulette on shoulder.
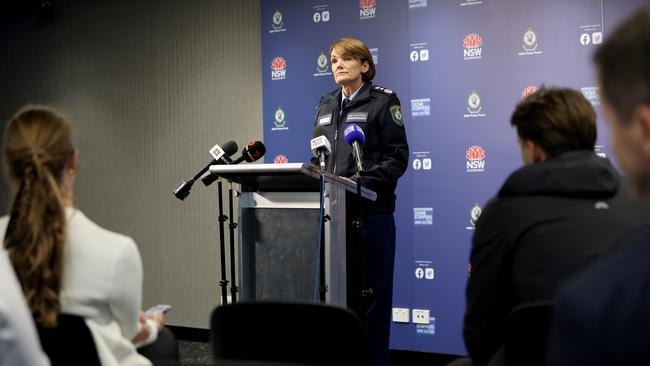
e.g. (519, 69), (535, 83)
(372, 85), (395, 96)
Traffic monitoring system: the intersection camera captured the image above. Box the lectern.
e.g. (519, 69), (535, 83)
(207, 163), (376, 307)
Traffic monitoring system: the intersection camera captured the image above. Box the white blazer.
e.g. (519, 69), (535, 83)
(0, 208), (151, 366)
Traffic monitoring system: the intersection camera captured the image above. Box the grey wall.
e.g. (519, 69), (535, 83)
(0, 0), (262, 328)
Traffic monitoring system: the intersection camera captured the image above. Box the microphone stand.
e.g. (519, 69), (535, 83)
(314, 156), (328, 302)
(353, 169), (372, 333)
(228, 181), (239, 303)
(217, 178), (229, 306)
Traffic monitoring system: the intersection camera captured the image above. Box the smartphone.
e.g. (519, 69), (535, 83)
(145, 304), (172, 316)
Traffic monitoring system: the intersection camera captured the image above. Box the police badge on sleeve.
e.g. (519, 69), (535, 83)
(389, 105), (404, 126)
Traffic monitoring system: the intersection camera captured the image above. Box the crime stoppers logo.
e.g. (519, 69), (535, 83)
(581, 86), (600, 105)
(360, 0), (376, 20)
(463, 33), (483, 60)
(411, 98), (431, 117)
(271, 57), (287, 81)
(413, 208), (433, 226)
(466, 145), (486, 173)
(464, 90), (485, 118)
(409, 0), (427, 9)
(521, 85), (539, 100)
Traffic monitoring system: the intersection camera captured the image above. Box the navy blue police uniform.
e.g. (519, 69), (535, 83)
(313, 81), (408, 366)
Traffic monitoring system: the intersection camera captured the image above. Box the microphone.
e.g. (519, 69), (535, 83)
(231, 141), (267, 165)
(311, 125), (331, 174)
(173, 140), (238, 200)
(343, 123), (365, 174)
(200, 141), (267, 186)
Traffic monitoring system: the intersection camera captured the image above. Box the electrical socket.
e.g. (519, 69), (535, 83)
(412, 309), (430, 324)
(392, 308), (410, 323)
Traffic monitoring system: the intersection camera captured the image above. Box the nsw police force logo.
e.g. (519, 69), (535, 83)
(270, 9), (286, 33)
(464, 90), (485, 118)
(272, 107), (288, 131)
(469, 203), (482, 226)
(314, 52), (332, 77)
(519, 27), (543, 56)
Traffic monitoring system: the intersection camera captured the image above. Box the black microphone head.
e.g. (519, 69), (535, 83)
(313, 125), (328, 139)
(222, 140), (238, 157)
(243, 141), (266, 162)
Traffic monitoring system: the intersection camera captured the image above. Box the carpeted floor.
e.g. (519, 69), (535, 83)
(178, 340), (213, 366)
(177, 340), (461, 366)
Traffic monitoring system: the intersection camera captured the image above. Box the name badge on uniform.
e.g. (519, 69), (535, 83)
(318, 113), (332, 126)
(346, 112), (368, 123)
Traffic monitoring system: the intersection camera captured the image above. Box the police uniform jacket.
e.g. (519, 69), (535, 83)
(313, 82), (409, 214)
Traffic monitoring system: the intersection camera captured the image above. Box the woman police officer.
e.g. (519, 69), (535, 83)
(312, 38), (409, 366)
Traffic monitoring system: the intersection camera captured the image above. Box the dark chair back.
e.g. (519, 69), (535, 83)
(36, 314), (101, 366)
(505, 301), (555, 366)
(210, 301), (369, 366)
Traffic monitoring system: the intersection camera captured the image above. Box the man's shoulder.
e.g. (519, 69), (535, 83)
(562, 237), (650, 303)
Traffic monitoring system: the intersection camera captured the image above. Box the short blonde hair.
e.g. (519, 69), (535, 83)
(330, 38), (375, 81)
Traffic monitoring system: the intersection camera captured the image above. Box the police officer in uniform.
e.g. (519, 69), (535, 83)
(312, 38), (409, 366)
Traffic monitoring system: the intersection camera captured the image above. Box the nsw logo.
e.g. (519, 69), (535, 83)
(359, 0), (376, 20)
(521, 85), (539, 100)
(466, 145), (486, 173)
(270, 9), (286, 33)
(271, 57), (287, 81)
(273, 154), (289, 164)
(463, 33), (483, 60)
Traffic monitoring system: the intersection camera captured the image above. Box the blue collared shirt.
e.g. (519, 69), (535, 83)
(341, 82), (365, 106)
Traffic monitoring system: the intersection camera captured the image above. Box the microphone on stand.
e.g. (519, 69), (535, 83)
(173, 140), (238, 200)
(311, 125), (332, 174)
(343, 123), (365, 174)
(232, 141), (267, 165)
(201, 141), (267, 186)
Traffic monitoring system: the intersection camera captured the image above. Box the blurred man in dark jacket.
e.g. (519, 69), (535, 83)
(462, 87), (650, 366)
(546, 9), (650, 366)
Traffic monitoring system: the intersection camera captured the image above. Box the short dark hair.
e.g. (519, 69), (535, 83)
(510, 87), (597, 157)
(594, 8), (650, 123)
(330, 38), (376, 81)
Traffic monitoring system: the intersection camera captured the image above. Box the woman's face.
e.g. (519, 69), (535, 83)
(330, 47), (369, 86)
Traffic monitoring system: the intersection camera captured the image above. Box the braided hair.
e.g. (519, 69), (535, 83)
(3, 105), (74, 327)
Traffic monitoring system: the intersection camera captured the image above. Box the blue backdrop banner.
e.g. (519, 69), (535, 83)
(260, 0), (648, 356)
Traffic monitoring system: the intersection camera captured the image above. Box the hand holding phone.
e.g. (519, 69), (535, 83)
(145, 304), (172, 317)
